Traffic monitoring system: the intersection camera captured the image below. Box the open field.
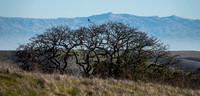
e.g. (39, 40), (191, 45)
(0, 61), (200, 96)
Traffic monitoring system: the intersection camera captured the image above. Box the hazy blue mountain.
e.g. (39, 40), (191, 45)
(0, 12), (200, 50)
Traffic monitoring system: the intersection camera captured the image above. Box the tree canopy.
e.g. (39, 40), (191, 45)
(14, 22), (179, 78)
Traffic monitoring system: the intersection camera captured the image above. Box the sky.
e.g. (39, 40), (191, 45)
(0, 0), (200, 19)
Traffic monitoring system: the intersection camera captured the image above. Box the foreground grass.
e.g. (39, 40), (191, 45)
(0, 62), (199, 96)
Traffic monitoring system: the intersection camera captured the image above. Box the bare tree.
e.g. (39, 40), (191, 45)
(14, 26), (78, 74)
(14, 22), (179, 78)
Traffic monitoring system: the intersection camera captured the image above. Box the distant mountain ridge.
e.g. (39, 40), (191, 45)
(0, 12), (200, 50)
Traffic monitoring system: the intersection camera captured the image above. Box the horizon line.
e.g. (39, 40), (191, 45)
(0, 12), (199, 20)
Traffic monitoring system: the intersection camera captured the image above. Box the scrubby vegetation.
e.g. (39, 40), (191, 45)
(10, 22), (200, 90)
(0, 62), (200, 96)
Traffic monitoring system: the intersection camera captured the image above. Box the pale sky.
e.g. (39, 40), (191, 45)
(0, 0), (200, 19)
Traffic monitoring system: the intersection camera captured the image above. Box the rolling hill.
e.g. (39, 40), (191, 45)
(0, 12), (200, 50)
(171, 51), (200, 70)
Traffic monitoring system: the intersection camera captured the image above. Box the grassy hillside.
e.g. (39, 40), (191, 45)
(171, 51), (200, 70)
(171, 51), (200, 58)
(0, 62), (200, 96)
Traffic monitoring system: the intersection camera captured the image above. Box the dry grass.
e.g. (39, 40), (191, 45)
(0, 62), (200, 96)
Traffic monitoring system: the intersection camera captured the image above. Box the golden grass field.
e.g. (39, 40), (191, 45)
(0, 61), (200, 96)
